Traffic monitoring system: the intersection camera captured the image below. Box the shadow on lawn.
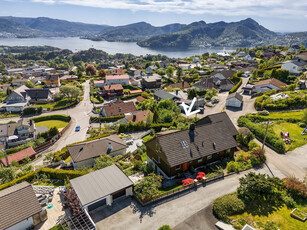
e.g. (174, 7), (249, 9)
(244, 199), (284, 217)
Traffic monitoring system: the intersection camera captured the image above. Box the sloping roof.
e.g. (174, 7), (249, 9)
(46, 75), (59, 81)
(13, 85), (29, 97)
(211, 70), (235, 79)
(169, 82), (190, 89)
(60, 75), (78, 80)
(0, 182), (42, 229)
(67, 135), (126, 163)
(70, 165), (133, 206)
(124, 110), (151, 123)
(94, 80), (105, 84)
(227, 92), (243, 102)
(25, 88), (52, 100)
(154, 90), (179, 100)
(289, 60), (306, 67)
(195, 112), (238, 136)
(150, 121), (237, 167)
(103, 84), (123, 91)
(254, 78), (287, 89)
(103, 100), (137, 117)
(193, 77), (234, 90)
(0, 147), (36, 167)
(130, 89), (142, 94)
(136, 96), (146, 102)
(106, 74), (129, 80)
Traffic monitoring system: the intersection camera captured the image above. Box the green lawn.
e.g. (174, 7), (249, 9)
(231, 204), (307, 230)
(35, 120), (68, 129)
(267, 111), (304, 120)
(159, 183), (183, 195)
(272, 122), (307, 151)
(35, 98), (79, 110)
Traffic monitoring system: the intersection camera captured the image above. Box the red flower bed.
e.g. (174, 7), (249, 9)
(196, 172), (206, 180)
(182, 178), (194, 186)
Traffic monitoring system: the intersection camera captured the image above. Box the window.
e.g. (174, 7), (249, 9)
(207, 155), (212, 160)
(181, 140), (189, 148)
(176, 165), (181, 170)
(198, 158), (202, 163)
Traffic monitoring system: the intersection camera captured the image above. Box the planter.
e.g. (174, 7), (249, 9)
(290, 208), (307, 222)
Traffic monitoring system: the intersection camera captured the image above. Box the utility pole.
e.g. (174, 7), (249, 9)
(99, 111), (102, 133)
(262, 118), (270, 151)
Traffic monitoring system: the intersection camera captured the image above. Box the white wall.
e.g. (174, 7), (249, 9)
(226, 97), (242, 108)
(126, 187), (133, 196)
(106, 79), (129, 85)
(281, 62), (301, 74)
(6, 217), (33, 230)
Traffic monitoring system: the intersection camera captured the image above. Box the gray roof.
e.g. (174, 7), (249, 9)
(150, 120), (237, 167)
(154, 90), (179, 100)
(290, 60), (306, 67)
(0, 182), (42, 229)
(70, 165), (133, 206)
(227, 92), (243, 102)
(25, 88), (51, 100)
(67, 135), (126, 163)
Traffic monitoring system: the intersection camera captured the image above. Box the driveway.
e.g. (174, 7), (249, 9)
(286, 145), (307, 172)
(92, 165), (282, 230)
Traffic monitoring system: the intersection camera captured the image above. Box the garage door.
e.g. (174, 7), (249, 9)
(88, 198), (106, 212)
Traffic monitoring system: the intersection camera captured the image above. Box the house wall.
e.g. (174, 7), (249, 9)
(5, 92), (26, 103)
(220, 84), (233, 91)
(226, 97), (242, 108)
(253, 84), (279, 93)
(106, 79), (129, 85)
(281, 63), (302, 74)
(6, 217), (34, 230)
(5, 105), (26, 112)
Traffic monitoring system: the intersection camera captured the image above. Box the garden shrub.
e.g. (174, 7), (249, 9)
(23, 106), (42, 115)
(212, 193), (245, 222)
(182, 178), (194, 186)
(229, 77), (242, 94)
(119, 93), (142, 101)
(90, 115), (125, 122)
(196, 172), (206, 180)
(281, 194), (296, 208)
(33, 114), (71, 122)
(283, 177), (307, 199)
(248, 140), (260, 150)
(134, 173), (163, 202)
(158, 225), (172, 230)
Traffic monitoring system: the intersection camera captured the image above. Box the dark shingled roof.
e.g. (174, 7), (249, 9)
(211, 70), (235, 79)
(0, 182), (42, 229)
(25, 88), (52, 100)
(195, 112), (238, 136)
(193, 77), (234, 90)
(67, 135), (126, 163)
(103, 100), (137, 117)
(154, 90), (180, 100)
(153, 120), (237, 167)
(227, 92), (243, 102)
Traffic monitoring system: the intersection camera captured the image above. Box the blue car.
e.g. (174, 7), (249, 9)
(75, 125), (80, 132)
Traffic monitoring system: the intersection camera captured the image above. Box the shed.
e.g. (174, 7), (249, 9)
(226, 93), (243, 108)
(70, 165), (133, 212)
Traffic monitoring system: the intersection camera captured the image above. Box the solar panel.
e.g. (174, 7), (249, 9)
(181, 140), (189, 148)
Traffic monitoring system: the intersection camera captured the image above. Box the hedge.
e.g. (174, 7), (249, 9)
(238, 116), (286, 153)
(254, 95), (307, 111)
(119, 93), (142, 101)
(118, 122), (171, 133)
(32, 114), (71, 122)
(90, 115), (125, 122)
(229, 77), (242, 94)
(23, 106), (43, 115)
(246, 114), (301, 124)
(0, 168), (87, 191)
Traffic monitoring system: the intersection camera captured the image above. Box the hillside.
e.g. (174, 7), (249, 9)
(88, 22), (186, 42)
(137, 18), (277, 48)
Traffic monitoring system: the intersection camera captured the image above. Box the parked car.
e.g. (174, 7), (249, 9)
(75, 125), (80, 132)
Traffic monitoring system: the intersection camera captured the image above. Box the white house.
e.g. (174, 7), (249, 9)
(242, 78), (287, 94)
(226, 93), (243, 108)
(105, 75), (129, 85)
(93, 80), (105, 88)
(281, 60), (305, 75)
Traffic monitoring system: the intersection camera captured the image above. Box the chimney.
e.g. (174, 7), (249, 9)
(182, 81), (184, 88)
(176, 90), (178, 96)
(133, 114), (136, 122)
(212, 142), (216, 150)
(107, 142), (113, 154)
(189, 123), (195, 143)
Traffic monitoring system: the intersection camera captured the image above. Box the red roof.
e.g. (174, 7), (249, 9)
(130, 90), (142, 94)
(0, 147), (36, 167)
(106, 75), (129, 80)
(136, 96), (146, 102)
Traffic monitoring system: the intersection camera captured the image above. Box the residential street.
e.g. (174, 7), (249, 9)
(91, 165), (283, 230)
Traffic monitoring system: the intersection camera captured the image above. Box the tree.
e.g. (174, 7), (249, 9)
(85, 64), (96, 76)
(75, 61), (85, 72)
(158, 225), (172, 230)
(187, 88), (197, 99)
(98, 69), (106, 78)
(165, 66), (174, 80)
(134, 173), (163, 201)
(146, 112), (153, 125)
(93, 154), (113, 170)
(60, 85), (81, 102)
(25, 80), (35, 88)
(152, 107), (159, 124)
(176, 67), (183, 82)
(237, 172), (284, 203)
(0, 60), (5, 74)
(0, 167), (16, 184)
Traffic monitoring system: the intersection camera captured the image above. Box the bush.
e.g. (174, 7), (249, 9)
(299, 123), (306, 128)
(258, 110), (270, 116)
(158, 225), (172, 230)
(90, 115), (125, 122)
(119, 93), (142, 101)
(33, 114), (71, 122)
(37, 127), (59, 141)
(282, 194), (296, 208)
(134, 173), (163, 202)
(23, 106), (42, 115)
(248, 140), (260, 150)
(229, 77), (242, 94)
(212, 193), (245, 222)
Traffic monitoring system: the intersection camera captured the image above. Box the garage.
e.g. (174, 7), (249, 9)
(70, 165), (134, 212)
(226, 92), (243, 108)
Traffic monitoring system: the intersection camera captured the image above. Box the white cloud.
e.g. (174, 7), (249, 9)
(27, 0), (307, 18)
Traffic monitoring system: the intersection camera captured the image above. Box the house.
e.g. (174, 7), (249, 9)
(169, 81), (190, 90)
(146, 65), (158, 74)
(288, 45), (300, 53)
(193, 57), (200, 63)
(210, 70), (235, 80)
(281, 60), (305, 74)
(6, 68), (23, 76)
(0, 147), (36, 167)
(264, 52), (275, 59)
(101, 100), (137, 117)
(25, 88), (53, 103)
(101, 84), (124, 98)
(70, 165), (133, 211)
(170, 90), (188, 100)
(94, 80), (105, 88)
(11, 79), (27, 87)
(242, 78), (287, 94)
(130, 79), (140, 86)
(60, 75), (78, 81)
(0, 182), (44, 230)
(129, 89), (142, 95)
(298, 79), (307, 90)
(3, 85), (29, 112)
(178, 99), (206, 114)
(0, 119), (36, 148)
(120, 110), (152, 124)
(297, 53), (307, 62)
(105, 75), (129, 85)
(67, 135), (126, 169)
(141, 74), (162, 89)
(226, 93), (243, 108)
(146, 112), (238, 178)
(192, 77), (234, 91)
(136, 96), (146, 103)
(46, 75), (60, 87)
(154, 90), (181, 101)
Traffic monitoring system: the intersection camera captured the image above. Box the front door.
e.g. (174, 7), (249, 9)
(183, 163), (189, 171)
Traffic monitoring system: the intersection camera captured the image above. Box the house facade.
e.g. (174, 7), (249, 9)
(226, 93), (243, 108)
(25, 88), (53, 103)
(106, 75), (129, 85)
(46, 75), (60, 87)
(146, 113), (238, 178)
(242, 78), (287, 94)
(3, 85), (29, 112)
(141, 74), (162, 89)
(281, 60), (305, 75)
(101, 84), (124, 98)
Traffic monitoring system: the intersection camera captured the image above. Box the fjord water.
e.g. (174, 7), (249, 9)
(0, 37), (235, 58)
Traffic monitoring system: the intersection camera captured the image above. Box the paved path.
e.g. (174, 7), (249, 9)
(92, 166), (281, 230)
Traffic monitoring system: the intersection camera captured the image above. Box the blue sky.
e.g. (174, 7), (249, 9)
(1, 0), (307, 32)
